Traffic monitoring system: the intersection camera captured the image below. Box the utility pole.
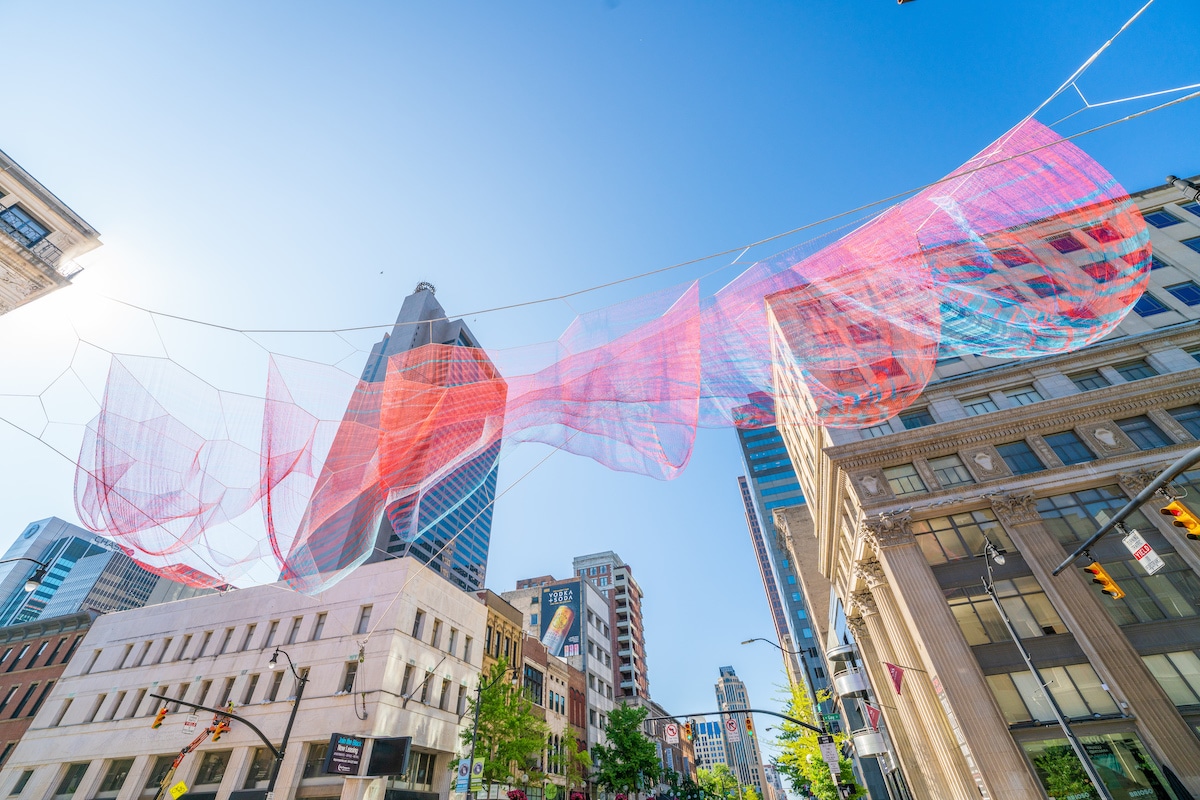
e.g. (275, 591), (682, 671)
(983, 540), (1114, 800)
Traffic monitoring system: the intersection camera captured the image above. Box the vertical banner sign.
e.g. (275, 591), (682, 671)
(470, 759), (485, 791)
(540, 581), (583, 657)
(930, 675), (991, 800)
(724, 716), (741, 743)
(885, 662), (905, 695)
(664, 723), (679, 744)
(862, 702), (881, 731)
(455, 763), (470, 793)
(817, 734), (840, 781)
(1121, 529), (1165, 575)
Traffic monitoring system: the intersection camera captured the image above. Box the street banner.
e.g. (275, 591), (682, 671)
(885, 662), (904, 695)
(862, 702), (881, 731)
(664, 722), (679, 744)
(724, 715), (741, 742)
(455, 763), (470, 793)
(1121, 528), (1165, 575)
(470, 759), (485, 791)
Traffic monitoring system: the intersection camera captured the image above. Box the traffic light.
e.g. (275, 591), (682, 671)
(211, 720), (230, 742)
(151, 707), (168, 729)
(1083, 561), (1125, 599)
(1162, 500), (1200, 540)
(745, 716), (754, 736)
(683, 722), (693, 741)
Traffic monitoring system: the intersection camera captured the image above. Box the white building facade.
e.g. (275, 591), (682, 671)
(0, 558), (487, 800)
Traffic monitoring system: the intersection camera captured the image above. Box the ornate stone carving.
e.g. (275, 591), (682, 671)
(845, 615), (869, 638)
(850, 590), (878, 617)
(989, 493), (1040, 526)
(1118, 468), (1159, 495)
(854, 558), (886, 589)
(860, 514), (914, 550)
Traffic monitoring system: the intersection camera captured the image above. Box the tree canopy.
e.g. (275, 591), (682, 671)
(590, 704), (661, 798)
(456, 660), (550, 795)
(771, 683), (864, 800)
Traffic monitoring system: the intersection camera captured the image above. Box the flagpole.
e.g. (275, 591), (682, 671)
(982, 541), (1114, 800)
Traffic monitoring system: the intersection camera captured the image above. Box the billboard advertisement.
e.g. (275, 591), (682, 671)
(540, 581), (582, 657)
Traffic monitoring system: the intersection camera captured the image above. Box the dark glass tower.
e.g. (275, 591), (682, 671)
(362, 283), (500, 592)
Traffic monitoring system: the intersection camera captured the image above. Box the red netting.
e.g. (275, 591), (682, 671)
(72, 118), (1149, 591)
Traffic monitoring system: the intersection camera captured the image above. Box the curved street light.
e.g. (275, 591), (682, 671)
(740, 637), (805, 656)
(265, 648), (310, 799)
(0, 557), (50, 593)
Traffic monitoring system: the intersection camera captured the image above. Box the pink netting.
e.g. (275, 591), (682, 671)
(73, 119), (1149, 590)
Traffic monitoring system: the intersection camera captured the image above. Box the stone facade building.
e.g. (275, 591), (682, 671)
(771, 175), (1200, 798)
(0, 148), (101, 316)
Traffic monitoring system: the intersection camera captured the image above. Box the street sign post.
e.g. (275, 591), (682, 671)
(1121, 528), (1165, 575)
(818, 734), (840, 781)
(664, 723), (679, 744)
(724, 716), (741, 743)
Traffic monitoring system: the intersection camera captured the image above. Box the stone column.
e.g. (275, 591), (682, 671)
(854, 557), (980, 800)
(990, 493), (1200, 796)
(862, 516), (1046, 799)
(846, 605), (936, 800)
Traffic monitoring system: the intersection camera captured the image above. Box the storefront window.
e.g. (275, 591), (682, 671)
(912, 509), (1013, 565)
(1021, 733), (1179, 799)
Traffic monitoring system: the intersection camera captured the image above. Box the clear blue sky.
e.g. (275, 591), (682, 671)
(1, 0), (1198, 765)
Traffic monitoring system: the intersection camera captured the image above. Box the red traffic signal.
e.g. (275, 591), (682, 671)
(151, 707), (168, 729)
(1162, 500), (1200, 540)
(1083, 561), (1125, 599)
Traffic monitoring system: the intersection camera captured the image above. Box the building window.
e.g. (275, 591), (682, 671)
(400, 664), (414, 697)
(239, 625), (256, 652)
(883, 464), (926, 496)
(995, 440), (1044, 475)
(530, 613), (538, 626)
(1046, 233), (1086, 252)
(197, 631), (213, 657)
(946, 577), (1065, 645)
(10, 770), (32, 796)
(0, 206), (50, 247)
(218, 678), (235, 707)
(242, 674), (260, 705)
(1143, 650), (1200, 708)
(430, 619), (442, 649)
(217, 628), (234, 656)
(195, 751), (231, 786)
(1043, 431), (1095, 465)
(1168, 405), (1200, 438)
(54, 764), (91, 798)
(341, 662), (359, 694)
(1114, 360), (1158, 381)
(912, 510), (1013, 566)
(524, 665), (544, 706)
(1165, 281), (1200, 306)
(175, 635), (192, 661)
(1134, 293), (1171, 316)
(1089, 553), (1200, 625)
(85, 693), (107, 723)
(310, 614), (326, 641)
(266, 671), (285, 702)
(1068, 370), (1110, 391)
(463, 636), (472, 663)
(1144, 209), (1184, 228)
(961, 396), (998, 416)
(1115, 415), (1172, 450)
(286, 617), (302, 646)
(1036, 485), (1153, 545)
(1182, 201), (1200, 217)
(50, 697), (73, 727)
(412, 609), (425, 640)
(898, 408), (934, 429)
(97, 759), (135, 798)
(144, 756), (175, 790)
(303, 742), (330, 779)
(987, 663), (1117, 725)
(356, 605), (373, 636)
(1183, 237), (1200, 254)
(1005, 385), (1043, 406)
(196, 680), (212, 707)
(929, 455), (974, 488)
(243, 748), (274, 790)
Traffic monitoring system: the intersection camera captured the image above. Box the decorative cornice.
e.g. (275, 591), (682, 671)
(854, 558), (887, 589)
(989, 493), (1041, 526)
(851, 590), (878, 617)
(861, 514), (914, 549)
(845, 615), (869, 638)
(1118, 468), (1160, 495)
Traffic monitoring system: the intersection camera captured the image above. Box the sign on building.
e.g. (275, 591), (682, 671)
(540, 582), (583, 657)
(323, 733), (365, 775)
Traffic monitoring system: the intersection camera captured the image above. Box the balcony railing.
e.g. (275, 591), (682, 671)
(850, 728), (887, 756)
(0, 221), (81, 279)
(832, 667), (870, 697)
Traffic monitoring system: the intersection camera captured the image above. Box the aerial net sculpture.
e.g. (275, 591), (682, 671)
(73, 118), (1149, 591)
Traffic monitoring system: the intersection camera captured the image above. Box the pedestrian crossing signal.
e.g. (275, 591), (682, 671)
(151, 707), (168, 729)
(1161, 500), (1200, 539)
(1083, 561), (1125, 599)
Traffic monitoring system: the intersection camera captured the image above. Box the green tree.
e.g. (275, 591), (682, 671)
(741, 787), (759, 800)
(772, 684), (864, 800)
(557, 727), (593, 792)
(591, 704), (661, 798)
(455, 660), (550, 797)
(696, 765), (739, 800)
(679, 774), (703, 800)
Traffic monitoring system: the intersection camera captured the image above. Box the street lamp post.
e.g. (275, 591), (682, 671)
(740, 638), (828, 733)
(0, 557), (49, 593)
(265, 648), (309, 800)
(981, 539), (1114, 800)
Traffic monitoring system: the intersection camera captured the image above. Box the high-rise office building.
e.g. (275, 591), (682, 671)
(0, 148), (101, 316)
(691, 717), (729, 771)
(771, 174), (1200, 798)
(360, 283), (501, 593)
(0, 518), (206, 626)
(573, 551), (649, 699)
(714, 666), (766, 799)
